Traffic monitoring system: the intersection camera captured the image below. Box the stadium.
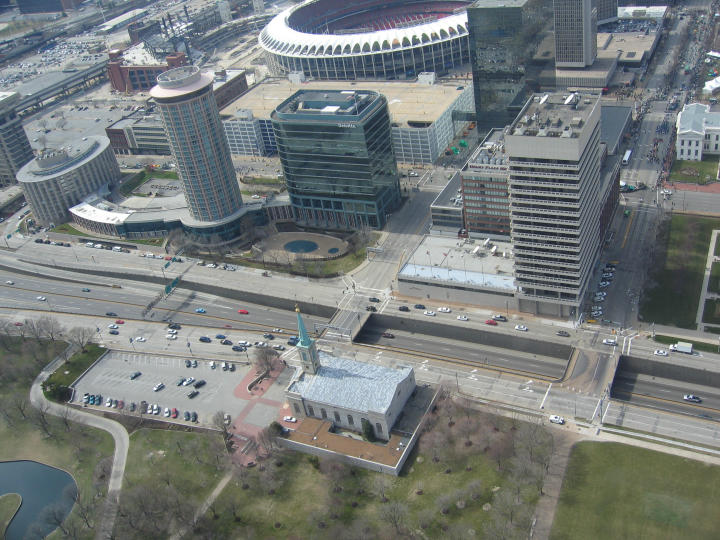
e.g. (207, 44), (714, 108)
(259, 0), (472, 80)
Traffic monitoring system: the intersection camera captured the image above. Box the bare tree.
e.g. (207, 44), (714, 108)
(371, 474), (394, 503)
(38, 316), (64, 341)
(0, 396), (16, 427)
(253, 346), (277, 374)
(12, 396), (29, 419)
(319, 458), (348, 493)
(436, 493), (452, 515)
(212, 410), (228, 438)
(380, 501), (408, 534)
(40, 502), (69, 536)
(24, 318), (44, 342)
(68, 327), (94, 352)
(31, 401), (54, 438)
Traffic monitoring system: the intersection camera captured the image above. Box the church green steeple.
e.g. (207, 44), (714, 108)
(296, 305), (320, 374)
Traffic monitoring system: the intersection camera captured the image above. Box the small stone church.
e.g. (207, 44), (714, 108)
(285, 308), (416, 441)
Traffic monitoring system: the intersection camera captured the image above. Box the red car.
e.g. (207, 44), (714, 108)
(171, 408), (178, 419)
(13, 322), (23, 327)
(237, 309), (249, 314)
(485, 319), (498, 326)
(115, 319), (125, 324)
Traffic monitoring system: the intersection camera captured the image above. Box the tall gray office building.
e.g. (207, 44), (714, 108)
(271, 90), (401, 230)
(150, 66), (243, 222)
(553, 0), (597, 68)
(596, 0), (618, 24)
(467, 0), (552, 133)
(505, 92), (603, 317)
(0, 92), (33, 187)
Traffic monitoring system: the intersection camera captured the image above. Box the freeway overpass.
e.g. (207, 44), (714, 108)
(17, 61), (109, 114)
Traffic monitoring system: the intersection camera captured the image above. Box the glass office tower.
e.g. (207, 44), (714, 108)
(271, 90), (401, 230)
(150, 66), (243, 222)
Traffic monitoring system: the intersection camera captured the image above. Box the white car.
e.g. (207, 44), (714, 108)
(153, 383), (165, 392)
(423, 311), (436, 317)
(437, 307), (452, 313)
(599, 281), (610, 288)
(167, 329), (178, 335)
(549, 415), (565, 425)
(602, 338), (617, 346)
(591, 306), (603, 311)
(183, 377), (195, 386)
(591, 312), (603, 318)
(514, 324), (528, 331)
(595, 291), (607, 297)
(36, 296), (46, 301)
(108, 323), (119, 329)
(654, 349), (668, 356)
(5, 280), (13, 285)
(135, 337), (146, 343)
(163, 407), (171, 417)
(166, 334), (177, 340)
(283, 416), (297, 423)
(456, 315), (469, 321)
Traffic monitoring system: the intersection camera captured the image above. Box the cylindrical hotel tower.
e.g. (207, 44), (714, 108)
(150, 66), (243, 222)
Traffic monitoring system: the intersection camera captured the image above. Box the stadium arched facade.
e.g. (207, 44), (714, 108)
(259, 0), (472, 80)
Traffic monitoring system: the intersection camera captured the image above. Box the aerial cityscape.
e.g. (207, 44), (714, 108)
(1, 0), (720, 538)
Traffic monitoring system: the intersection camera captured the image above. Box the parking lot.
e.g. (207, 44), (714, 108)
(72, 349), (256, 427)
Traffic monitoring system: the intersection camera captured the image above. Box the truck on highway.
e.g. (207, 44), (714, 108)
(669, 342), (693, 354)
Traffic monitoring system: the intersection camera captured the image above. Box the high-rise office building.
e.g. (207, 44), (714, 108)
(150, 66), (243, 222)
(467, 0), (551, 132)
(554, 0), (597, 68)
(596, 0), (618, 25)
(461, 129), (510, 239)
(0, 92), (34, 188)
(271, 89), (401, 230)
(504, 92), (603, 317)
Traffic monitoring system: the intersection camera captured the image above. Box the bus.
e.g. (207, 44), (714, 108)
(622, 149), (632, 166)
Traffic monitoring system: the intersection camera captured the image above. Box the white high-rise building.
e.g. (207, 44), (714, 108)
(554, 0), (597, 68)
(504, 92), (603, 317)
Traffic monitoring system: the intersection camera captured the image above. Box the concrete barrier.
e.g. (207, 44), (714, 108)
(615, 355), (720, 389)
(363, 313), (573, 360)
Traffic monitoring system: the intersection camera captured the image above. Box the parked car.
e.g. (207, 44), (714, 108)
(514, 324), (528, 331)
(193, 380), (206, 389)
(153, 382), (165, 392)
(549, 415), (565, 424)
(191, 412), (198, 422)
(556, 330), (570, 337)
(130, 371), (141, 380)
(399, 306), (410, 312)
(188, 390), (199, 399)
(369, 297), (380, 303)
(283, 416), (297, 423)
(109, 330), (119, 335)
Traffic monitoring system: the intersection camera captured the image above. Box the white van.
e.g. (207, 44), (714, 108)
(112, 246), (122, 252)
(94, 244), (103, 249)
(85, 242), (94, 247)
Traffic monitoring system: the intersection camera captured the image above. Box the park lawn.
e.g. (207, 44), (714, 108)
(709, 262), (720, 294)
(670, 158), (719, 184)
(551, 442), (720, 540)
(119, 170), (178, 196)
(123, 428), (226, 507)
(0, 338), (115, 537)
(702, 299), (720, 326)
(207, 441), (503, 538)
(51, 223), (87, 236)
(45, 344), (105, 389)
(640, 214), (720, 328)
(0, 493), (21, 538)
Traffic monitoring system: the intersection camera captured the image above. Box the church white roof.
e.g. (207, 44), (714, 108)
(288, 351), (413, 414)
(677, 102), (720, 135)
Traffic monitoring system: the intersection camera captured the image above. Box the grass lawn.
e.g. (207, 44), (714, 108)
(44, 344), (105, 390)
(709, 262), (720, 294)
(0, 337), (115, 538)
(119, 170), (178, 196)
(669, 158), (719, 184)
(51, 223), (87, 236)
(205, 446), (503, 538)
(0, 493), (21, 538)
(640, 214), (720, 328)
(122, 428), (226, 507)
(551, 442), (720, 540)
(702, 299), (720, 326)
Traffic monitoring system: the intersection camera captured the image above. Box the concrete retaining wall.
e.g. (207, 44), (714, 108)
(366, 313), (573, 360)
(615, 355), (720, 388)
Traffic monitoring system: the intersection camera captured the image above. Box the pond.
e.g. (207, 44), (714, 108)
(0, 461), (77, 540)
(284, 240), (319, 253)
